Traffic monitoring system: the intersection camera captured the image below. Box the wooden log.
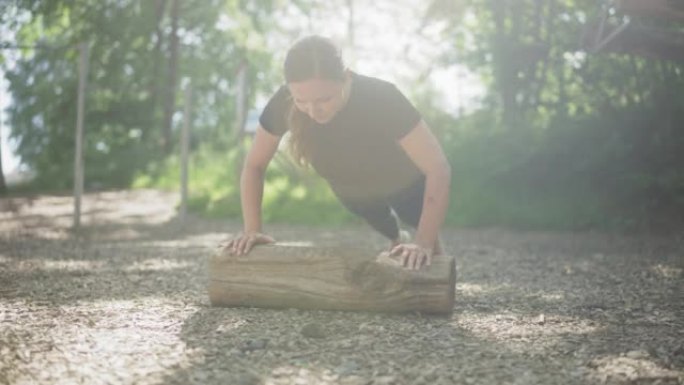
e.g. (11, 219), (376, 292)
(208, 243), (456, 314)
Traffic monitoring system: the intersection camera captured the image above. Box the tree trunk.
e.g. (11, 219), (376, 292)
(161, 0), (179, 154)
(233, 59), (248, 177)
(490, 0), (519, 127)
(0, 129), (6, 195)
(597, 24), (684, 66)
(148, 0), (167, 127)
(533, 0), (554, 109)
(346, 0), (355, 63)
(209, 244), (456, 314)
(527, 0), (545, 110)
(617, 0), (684, 21)
(0, 92), (5, 194)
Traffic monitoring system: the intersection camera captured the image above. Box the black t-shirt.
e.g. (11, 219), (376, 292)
(259, 72), (423, 200)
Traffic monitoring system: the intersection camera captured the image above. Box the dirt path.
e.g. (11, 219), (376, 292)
(1, 190), (682, 385)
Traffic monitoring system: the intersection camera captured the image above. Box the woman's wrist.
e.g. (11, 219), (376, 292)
(413, 236), (435, 253)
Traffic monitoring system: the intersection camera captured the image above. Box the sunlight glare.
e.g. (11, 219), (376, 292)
(42, 259), (105, 272)
(123, 258), (193, 273)
(588, 354), (682, 383)
(267, 0), (484, 115)
(264, 366), (340, 385)
(276, 241), (315, 247)
(453, 313), (600, 342)
(650, 264), (682, 279)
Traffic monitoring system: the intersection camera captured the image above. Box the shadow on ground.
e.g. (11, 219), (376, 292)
(161, 229), (683, 385)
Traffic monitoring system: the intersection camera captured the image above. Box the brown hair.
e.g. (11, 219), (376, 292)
(284, 36), (345, 166)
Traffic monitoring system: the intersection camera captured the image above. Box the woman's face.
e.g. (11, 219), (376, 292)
(288, 77), (348, 124)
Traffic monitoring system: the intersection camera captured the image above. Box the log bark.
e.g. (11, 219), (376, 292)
(208, 244), (456, 314)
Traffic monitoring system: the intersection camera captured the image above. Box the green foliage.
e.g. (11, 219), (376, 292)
(3, 0), (278, 190)
(133, 140), (354, 225)
(421, 0), (684, 231)
(418, 99), (684, 231)
(4, 0), (684, 231)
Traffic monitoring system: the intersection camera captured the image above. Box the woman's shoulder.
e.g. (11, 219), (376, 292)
(260, 85), (293, 136)
(352, 72), (415, 105)
(349, 72), (421, 133)
(351, 72), (405, 103)
(352, 72), (397, 91)
(271, 84), (291, 100)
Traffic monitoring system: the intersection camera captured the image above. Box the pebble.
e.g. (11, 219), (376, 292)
(301, 322), (326, 339)
(234, 372), (261, 385)
(374, 375), (397, 384)
(335, 360), (360, 376)
(242, 338), (268, 352)
(625, 350), (649, 359)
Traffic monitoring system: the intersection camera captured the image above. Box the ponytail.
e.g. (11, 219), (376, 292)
(286, 102), (313, 167)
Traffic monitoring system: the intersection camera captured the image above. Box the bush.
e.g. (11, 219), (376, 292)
(132, 139), (354, 225)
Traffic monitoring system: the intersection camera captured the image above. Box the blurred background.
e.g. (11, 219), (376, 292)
(1, 0), (683, 232)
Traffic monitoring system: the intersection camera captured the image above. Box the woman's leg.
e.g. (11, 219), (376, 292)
(335, 195), (400, 241)
(388, 177), (424, 228)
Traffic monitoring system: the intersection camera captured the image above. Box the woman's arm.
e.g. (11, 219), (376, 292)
(227, 125), (282, 255)
(396, 120), (451, 267)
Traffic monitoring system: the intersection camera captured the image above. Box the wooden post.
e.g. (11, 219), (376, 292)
(73, 42), (89, 230)
(179, 84), (191, 221)
(209, 244), (457, 314)
(233, 61), (248, 177)
(0, 79), (6, 194)
(234, 61), (247, 135)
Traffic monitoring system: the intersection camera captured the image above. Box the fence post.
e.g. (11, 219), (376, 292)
(180, 83), (191, 221)
(73, 42), (89, 230)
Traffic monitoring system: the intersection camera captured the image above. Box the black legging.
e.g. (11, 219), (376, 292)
(334, 176), (425, 240)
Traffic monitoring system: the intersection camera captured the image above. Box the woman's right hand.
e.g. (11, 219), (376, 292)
(222, 232), (276, 256)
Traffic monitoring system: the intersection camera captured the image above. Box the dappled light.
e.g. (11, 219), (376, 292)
(123, 258), (194, 273)
(454, 281), (602, 355)
(457, 282), (496, 295)
(275, 241), (316, 248)
(213, 317), (248, 334)
(588, 353), (682, 384)
(651, 264), (683, 280)
(2, 298), (203, 385)
(0, 190), (180, 241)
(2, 191), (682, 384)
(454, 312), (600, 344)
(39, 259), (105, 272)
(2, 0), (684, 383)
(457, 282), (566, 302)
(262, 366), (343, 385)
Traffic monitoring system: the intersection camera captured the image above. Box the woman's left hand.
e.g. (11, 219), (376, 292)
(390, 243), (432, 270)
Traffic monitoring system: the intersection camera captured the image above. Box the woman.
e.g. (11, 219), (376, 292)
(226, 35), (451, 270)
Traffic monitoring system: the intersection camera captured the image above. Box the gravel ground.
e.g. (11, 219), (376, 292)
(1, 189), (683, 385)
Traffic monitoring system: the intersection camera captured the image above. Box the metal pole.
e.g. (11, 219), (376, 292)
(180, 83), (191, 221)
(74, 42), (89, 229)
